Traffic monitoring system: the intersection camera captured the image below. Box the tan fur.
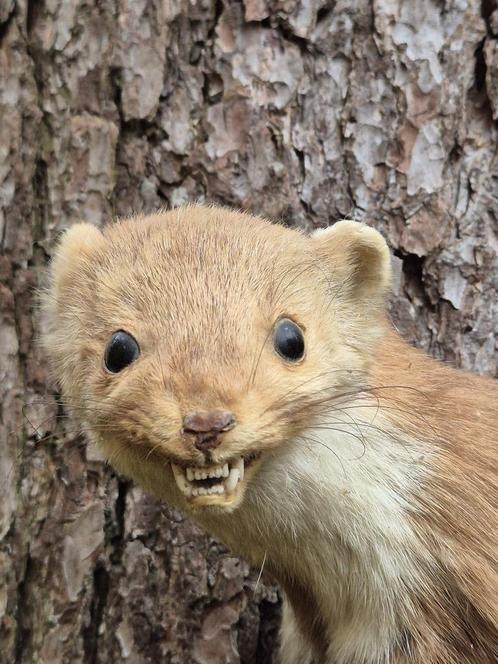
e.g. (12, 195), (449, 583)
(40, 205), (498, 663)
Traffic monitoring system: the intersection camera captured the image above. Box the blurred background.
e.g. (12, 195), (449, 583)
(1, 1), (497, 662)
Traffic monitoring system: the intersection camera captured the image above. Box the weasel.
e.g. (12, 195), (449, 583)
(41, 205), (498, 663)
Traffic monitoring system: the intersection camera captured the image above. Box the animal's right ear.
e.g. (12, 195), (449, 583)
(49, 223), (105, 296)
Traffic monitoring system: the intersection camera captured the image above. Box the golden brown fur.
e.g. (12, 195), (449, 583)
(41, 205), (498, 663)
(371, 331), (498, 662)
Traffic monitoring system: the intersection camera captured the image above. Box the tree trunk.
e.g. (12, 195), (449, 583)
(1, 1), (496, 662)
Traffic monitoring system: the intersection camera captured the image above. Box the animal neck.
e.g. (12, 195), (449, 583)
(208, 327), (441, 661)
(212, 393), (429, 662)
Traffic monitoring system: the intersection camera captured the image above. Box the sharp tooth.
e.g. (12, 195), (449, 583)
(217, 484), (225, 494)
(222, 463), (229, 478)
(225, 467), (240, 494)
(186, 468), (194, 482)
(215, 468), (222, 478)
(233, 456), (244, 481)
(194, 470), (202, 480)
(198, 487), (207, 495)
(171, 464), (192, 496)
(192, 488), (199, 496)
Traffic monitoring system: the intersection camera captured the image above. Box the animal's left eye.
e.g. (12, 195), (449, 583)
(273, 318), (305, 362)
(104, 330), (140, 373)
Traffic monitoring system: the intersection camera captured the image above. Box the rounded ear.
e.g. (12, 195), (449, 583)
(49, 223), (105, 296)
(312, 220), (392, 303)
(40, 223), (105, 382)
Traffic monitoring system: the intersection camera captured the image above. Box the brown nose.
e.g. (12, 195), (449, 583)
(182, 409), (236, 452)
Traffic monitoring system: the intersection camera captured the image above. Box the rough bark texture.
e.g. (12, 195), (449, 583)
(1, 1), (497, 662)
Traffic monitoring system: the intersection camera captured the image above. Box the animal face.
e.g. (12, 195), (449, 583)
(41, 205), (390, 512)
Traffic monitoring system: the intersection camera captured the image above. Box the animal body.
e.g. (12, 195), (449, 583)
(41, 205), (498, 663)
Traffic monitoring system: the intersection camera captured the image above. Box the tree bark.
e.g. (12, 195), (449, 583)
(1, 1), (496, 662)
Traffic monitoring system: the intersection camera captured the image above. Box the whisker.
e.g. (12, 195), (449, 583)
(254, 550), (267, 595)
(269, 261), (317, 306)
(316, 407), (369, 456)
(247, 326), (274, 390)
(107, 443), (133, 469)
(306, 425), (368, 458)
(144, 440), (167, 462)
(261, 368), (368, 417)
(300, 434), (348, 480)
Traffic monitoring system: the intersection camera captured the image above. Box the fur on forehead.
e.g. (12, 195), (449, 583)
(43, 206), (314, 360)
(50, 205), (315, 319)
(101, 205), (311, 286)
(49, 205), (391, 302)
(43, 205), (391, 380)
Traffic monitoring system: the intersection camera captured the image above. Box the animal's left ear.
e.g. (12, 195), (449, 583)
(311, 220), (391, 303)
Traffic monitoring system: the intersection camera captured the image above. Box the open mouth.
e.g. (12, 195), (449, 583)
(171, 453), (260, 507)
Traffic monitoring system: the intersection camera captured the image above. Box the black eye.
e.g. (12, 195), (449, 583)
(273, 318), (305, 362)
(104, 330), (140, 373)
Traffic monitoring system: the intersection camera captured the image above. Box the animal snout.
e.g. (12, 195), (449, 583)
(182, 409), (236, 452)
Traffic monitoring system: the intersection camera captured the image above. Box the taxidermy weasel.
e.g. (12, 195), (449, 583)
(41, 205), (497, 663)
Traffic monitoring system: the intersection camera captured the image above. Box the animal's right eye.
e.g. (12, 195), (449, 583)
(104, 330), (140, 373)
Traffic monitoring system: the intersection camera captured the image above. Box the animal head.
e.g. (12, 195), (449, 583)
(41, 205), (391, 511)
